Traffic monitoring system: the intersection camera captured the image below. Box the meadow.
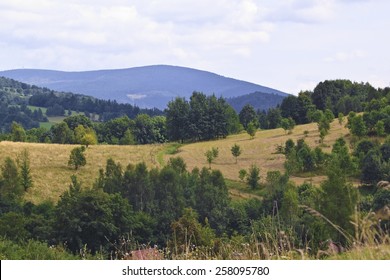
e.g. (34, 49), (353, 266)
(0, 118), (349, 204)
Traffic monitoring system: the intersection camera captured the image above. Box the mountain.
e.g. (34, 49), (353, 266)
(226, 92), (285, 112)
(0, 65), (287, 109)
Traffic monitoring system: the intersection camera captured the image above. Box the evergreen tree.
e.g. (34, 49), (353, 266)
(247, 164), (260, 189)
(0, 157), (23, 200)
(17, 149), (33, 191)
(320, 157), (357, 243)
(239, 104), (257, 129)
(11, 122), (26, 142)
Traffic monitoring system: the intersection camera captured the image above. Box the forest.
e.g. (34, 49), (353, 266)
(0, 77), (389, 259)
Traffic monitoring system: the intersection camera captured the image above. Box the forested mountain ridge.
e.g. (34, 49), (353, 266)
(0, 76), (162, 132)
(0, 65), (288, 109)
(226, 91), (285, 112)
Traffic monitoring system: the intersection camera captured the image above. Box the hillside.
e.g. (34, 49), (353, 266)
(226, 91), (286, 112)
(0, 65), (288, 109)
(0, 118), (349, 204)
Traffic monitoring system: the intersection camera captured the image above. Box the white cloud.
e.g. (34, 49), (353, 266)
(325, 50), (366, 62)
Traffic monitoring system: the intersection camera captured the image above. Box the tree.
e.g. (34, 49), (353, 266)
(120, 129), (136, 145)
(247, 164), (260, 189)
(74, 125), (97, 147)
(338, 112), (344, 126)
(64, 115), (93, 130)
(361, 150), (383, 184)
(280, 117), (295, 134)
(267, 108), (282, 129)
(55, 178), (136, 253)
(166, 97), (190, 142)
(280, 182), (299, 225)
(68, 146), (86, 170)
(17, 149), (33, 191)
(205, 147), (219, 169)
(11, 122), (26, 142)
(349, 115), (367, 138)
(171, 208), (215, 252)
(51, 122), (74, 144)
(238, 169), (247, 181)
(231, 144), (242, 164)
(320, 157), (357, 243)
(0, 157), (23, 200)
(246, 121), (257, 139)
(375, 120), (386, 137)
(239, 104), (257, 129)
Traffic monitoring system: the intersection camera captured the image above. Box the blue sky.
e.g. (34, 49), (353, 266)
(0, 0), (389, 94)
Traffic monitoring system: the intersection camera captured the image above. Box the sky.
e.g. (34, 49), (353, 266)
(0, 0), (389, 94)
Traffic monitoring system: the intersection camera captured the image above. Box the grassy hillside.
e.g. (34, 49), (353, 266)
(0, 119), (350, 204)
(165, 119), (350, 185)
(0, 142), (165, 204)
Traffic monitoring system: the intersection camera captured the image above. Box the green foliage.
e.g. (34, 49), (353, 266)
(246, 121), (257, 139)
(281, 117), (295, 134)
(74, 125), (98, 147)
(338, 112), (344, 126)
(247, 164), (260, 190)
(68, 146), (87, 170)
(0, 212), (29, 241)
(320, 157), (358, 243)
(280, 182), (299, 225)
(0, 157), (24, 201)
(317, 113), (332, 143)
(267, 108), (282, 129)
(51, 122), (74, 144)
(166, 97), (190, 142)
(284, 139), (323, 175)
(239, 104), (257, 129)
(171, 207), (216, 252)
(231, 144), (242, 163)
(55, 178), (135, 253)
(361, 151), (383, 184)
(372, 189), (390, 211)
(167, 157), (187, 174)
(375, 120), (386, 137)
(17, 149), (33, 191)
(349, 115), (367, 138)
(238, 169), (247, 181)
(331, 138), (356, 176)
(64, 115), (93, 130)
(166, 92), (236, 142)
(205, 147), (219, 168)
(0, 238), (78, 260)
(11, 122), (26, 142)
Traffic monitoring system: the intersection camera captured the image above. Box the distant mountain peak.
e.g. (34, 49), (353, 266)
(0, 65), (287, 109)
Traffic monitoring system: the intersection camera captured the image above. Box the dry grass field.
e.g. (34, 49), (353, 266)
(0, 119), (350, 204)
(0, 141), (165, 204)
(165, 119), (350, 184)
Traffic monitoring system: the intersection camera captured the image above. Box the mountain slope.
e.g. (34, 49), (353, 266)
(226, 91), (285, 112)
(0, 65), (287, 109)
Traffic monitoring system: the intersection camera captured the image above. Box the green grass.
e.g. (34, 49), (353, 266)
(157, 142), (182, 166)
(225, 179), (264, 200)
(27, 105), (47, 114)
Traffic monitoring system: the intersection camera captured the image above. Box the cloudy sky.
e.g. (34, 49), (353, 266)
(0, 0), (389, 94)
